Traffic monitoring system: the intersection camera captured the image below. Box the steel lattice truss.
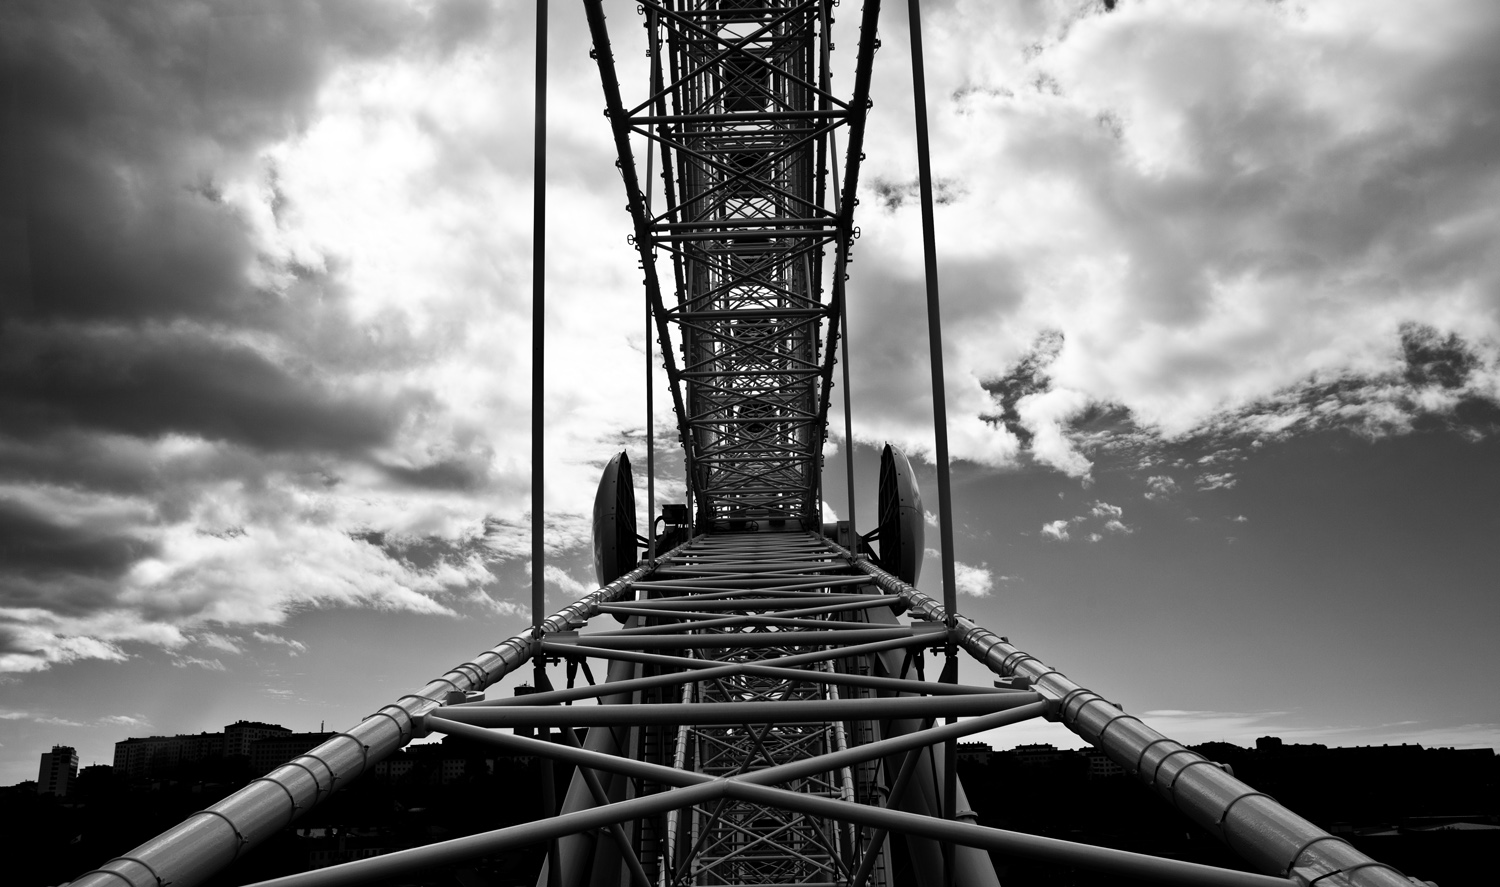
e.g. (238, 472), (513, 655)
(71, 531), (1422, 887)
(584, 0), (880, 528)
(65, 3), (1428, 886)
(418, 532), (1047, 887)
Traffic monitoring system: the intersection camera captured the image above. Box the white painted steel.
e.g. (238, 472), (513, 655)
(835, 540), (1424, 887)
(68, 547), (683, 887)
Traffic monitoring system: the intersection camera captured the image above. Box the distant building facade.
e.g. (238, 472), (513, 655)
(113, 732), (225, 777)
(1082, 748), (1125, 779)
(956, 742), (993, 765)
(37, 745), (78, 796)
(369, 738), (528, 785)
(113, 722), (293, 778)
(226, 721), (291, 756)
(1011, 744), (1067, 766)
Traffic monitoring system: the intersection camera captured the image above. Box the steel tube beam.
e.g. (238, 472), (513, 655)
(481, 652), (997, 709)
(591, 612), (884, 634)
(428, 691), (1040, 728)
(490, 648), (1007, 703)
(633, 577), (855, 589)
(629, 108), (846, 124)
(833, 541), (1420, 887)
(420, 707), (1285, 887)
(241, 782), (723, 887)
(631, 581), (869, 595)
(426, 701), (1046, 793)
(724, 782), (1294, 887)
(600, 593), (897, 613)
(814, 0), (884, 469)
(849, 725), (931, 887)
(550, 626), (927, 649)
(552, 725), (654, 887)
(69, 548), (685, 887)
(236, 727), (1290, 887)
(546, 631), (935, 671)
(580, 0), (695, 500)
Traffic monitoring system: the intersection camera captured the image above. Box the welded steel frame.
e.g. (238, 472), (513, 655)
(71, 531), (1424, 887)
(584, 0), (881, 530)
(67, 3), (1429, 887)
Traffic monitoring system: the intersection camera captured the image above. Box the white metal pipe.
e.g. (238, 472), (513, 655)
(664, 679), (693, 887)
(68, 547), (683, 887)
(428, 690), (1041, 728)
(835, 540), (1423, 887)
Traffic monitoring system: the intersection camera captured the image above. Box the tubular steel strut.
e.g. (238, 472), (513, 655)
(67, 5), (1424, 887)
(584, 0), (880, 530)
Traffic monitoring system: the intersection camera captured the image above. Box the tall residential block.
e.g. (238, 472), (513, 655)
(37, 745), (78, 796)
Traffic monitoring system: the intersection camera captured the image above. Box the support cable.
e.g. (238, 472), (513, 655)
(530, 15), (560, 884)
(645, 19), (657, 562)
(531, 0), (549, 639)
(903, 0), (956, 625)
(905, 3), (961, 884)
(830, 130), (857, 541)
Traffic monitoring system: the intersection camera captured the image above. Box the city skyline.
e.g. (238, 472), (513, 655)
(3, 0), (1499, 787)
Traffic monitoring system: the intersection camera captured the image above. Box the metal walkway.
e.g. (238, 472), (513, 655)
(72, 531), (1419, 887)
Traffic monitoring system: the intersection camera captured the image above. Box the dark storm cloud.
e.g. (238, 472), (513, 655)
(1051, 3), (1500, 325)
(835, 0), (1500, 479)
(0, 499), (152, 587)
(0, 0), (514, 675)
(982, 330), (1064, 447)
(382, 454), (495, 491)
(0, 0), (499, 455)
(1401, 324), (1477, 391)
(867, 175), (967, 211)
(2, 0), (496, 324)
(0, 323), (406, 453)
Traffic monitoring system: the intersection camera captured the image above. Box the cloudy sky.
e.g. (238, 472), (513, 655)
(2, 0), (1498, 786)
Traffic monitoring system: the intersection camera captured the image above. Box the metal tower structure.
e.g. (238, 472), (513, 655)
(589, 0), (875, 530)
(69, 4), (1427, 887)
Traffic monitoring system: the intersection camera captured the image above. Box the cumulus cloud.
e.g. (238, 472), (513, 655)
(1014, 388), (1095, 478)
(916, 552), (997, 598)
(1144, 475), (1180, 500)
(196, 632), (243, 654)
(953, 560), (995, 598)
(99, 714), (151, 729)
(36, 715), (88, 727)
(1042, 500), (1132, 542)
(252, 631), (308, 653)
(541, 564), (594, 603)
(0, 617), (134, 674)
(1198, 473), (1238, 491)
(1090, 501), (1123, 520)
(837, 0), (1500, 477)
(0, 1), (651, 672)
(6, 0), (1500, 680)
